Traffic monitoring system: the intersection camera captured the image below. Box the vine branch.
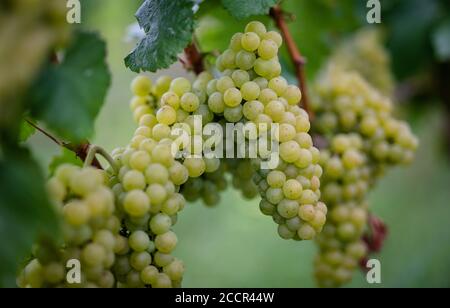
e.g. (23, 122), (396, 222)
(270, 5), (313, 119)
(26, 119), (103, 169)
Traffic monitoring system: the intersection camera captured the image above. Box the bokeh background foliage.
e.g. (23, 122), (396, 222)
(24, 0), (450, 287)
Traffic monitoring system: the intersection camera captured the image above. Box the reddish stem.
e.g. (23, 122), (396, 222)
(360, 214), (388, 271)
(26, 119), (103, 169)
(270, 5), (313, 119)
(183, 42), (205, 75)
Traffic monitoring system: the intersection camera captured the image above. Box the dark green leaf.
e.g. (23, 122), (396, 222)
(49, 148), (83, 176)
(432, 18), (450, 61)
(385, 0), (440, 78)
(125, 0), (196, 72)
(0, 147), (58, 287)
(18, 120), (36, 142)
(221, 0), (277, 20)
(29, 31), (111, 143)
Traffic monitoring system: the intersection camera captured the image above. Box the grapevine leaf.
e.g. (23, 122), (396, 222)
(125, 0), (196, 72)
(18, 120), (36, 142)
(432, 18), (450, 62)
(49, 148), (83, 176)
(221, 0), (277, 20)
(29, 30), (111, 143)
(0, 147), (58, 287)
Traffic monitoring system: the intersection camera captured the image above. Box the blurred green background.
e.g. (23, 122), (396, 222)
(28, 0), (450, 287)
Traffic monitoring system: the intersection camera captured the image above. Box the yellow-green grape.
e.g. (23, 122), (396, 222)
(241, 81), (260, 101)
(263, 31), (283, 48)
(180, 92), (200, 112)
(258, 39), (278, 60)
(170, 77), (191, 96)
(131, 75), (152, 96)
(224, 87), (242, 107)
(245, 21), (267, 37)
(241, 32), (260, 52)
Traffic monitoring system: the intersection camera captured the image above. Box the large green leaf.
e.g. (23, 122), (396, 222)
(0, 147), (58, 287)
(432, 18), (450, 61)
(29, 31), (111, 143)
(125, 0), (196, 72)
(221, 0), (277, 20)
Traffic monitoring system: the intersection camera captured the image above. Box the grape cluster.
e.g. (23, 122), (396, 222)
(18, 166), (118, 288)
(313, 134), (370, 287)
(125, 21), (328, 241)
(313, 65), (418, 167)
(329, 28), (395, 96)
(20, 21), (331, 288)
(311, 64), (418, 287)
(210, 21), (327, 240)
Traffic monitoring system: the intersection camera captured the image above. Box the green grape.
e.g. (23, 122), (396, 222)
(157, 106), (177, 125)
(170, 77), (191, 96)
(122, 170), (146, 191)
(245, 21), (267, 37)
(131, 75), (152, 96)
(63, 201), (90, 226)
(129, 231), (150, 252)
(229, 32), (244, 51)
(124, 190), (150, 217)
(208, 92), (225, 114)
(155, 231), (178, 254)
(129, 151), (151, 172)
(216, 76), (235, 93)
(224, 87), (242, 107)
(180, 92), (200, 112)
(268, 77), (288, 96)
(163, 259), (185, 281)
(183, 157), (206, 178)
(221, 49), (237, 69)
(140, 265), (158, 285)
(240, 81), (260, 101)
(267, 170), (286, 188)
(283, 179), (303, 199)
(82, 243), (106, 267)
(243, 100), (264, 120)
(145, 163), (169, 185)
(253, 77), (269, 89)
(241, 32), (260, 51)
(224, 105), (244, 123)
(153, 273), (172, 288)
(277, 199), (299, 219)
(231, 69), (250, 88)
(258, 39), (278, 60)
(169, 162), (189, 185)
(279, 141), (301, 163)
(263, 31), (283, 47)
(282, 85), (302, 105)
(235, 50), (256, 70)
(264, 100), (286, 122)
(146, 183), (167, 204)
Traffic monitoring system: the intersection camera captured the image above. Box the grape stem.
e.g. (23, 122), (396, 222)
(84, 144), (119, 173)
(270, 5), (313, 119)
(25, 119), (104, 169)
(360, 214), (388, 271)
(183, 39), (205, 74)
